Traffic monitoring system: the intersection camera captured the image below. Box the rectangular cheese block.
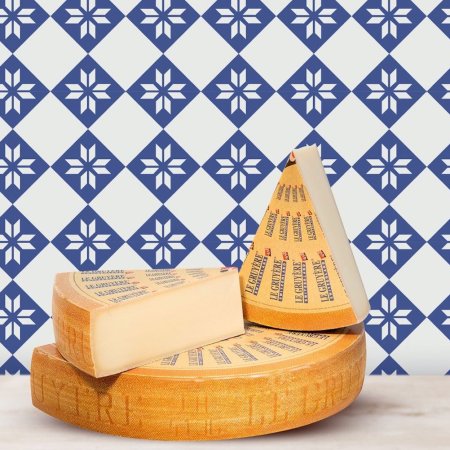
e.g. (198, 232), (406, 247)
(52, 267), (244, 377)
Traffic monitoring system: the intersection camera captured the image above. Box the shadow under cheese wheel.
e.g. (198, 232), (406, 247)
(31, 323), (366, 441)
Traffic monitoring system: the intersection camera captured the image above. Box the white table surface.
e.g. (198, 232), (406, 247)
(0, 376), (449, 449)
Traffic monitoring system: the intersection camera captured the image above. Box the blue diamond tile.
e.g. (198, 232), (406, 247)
(354, 55), (424, 127)
(203, 55), (274, 127)
(371, 356), (408, 375)
(354, 0), (425, 52)
(353, 206), (425, 277)
(429, 1), (450, 38)
(128, 131), (199, 202)
(429, 296), (450, 340)
(0, 56), (48, 127)
(278, 0), (350, 52)
(203, 206), (258, 268)
(128, 206), (199, 268)
(52, 56), (123, 127)
(429, 219), (450, 265)
(277, 130), (350, 185)
(204, 131), (274, 203)
(429, 145), (450, 189)
(203, 0), (275, 52)
(429, 68), (450, 114)
(0, 356), (29, 375)
(52, 0), (124, 52)
(0, 0), (48, 51)
(354, 131), (425, 202)
(365, 282), (425, 353)
(52, 131), (124, 202)
(128, 0), (199, 52)
(128, 56), (198, 127)
(0, 131), (48, 203)
(0, 207), (48, 278)
(0, 281), (49, 354)
(52, 206), (123, 270)
(278, 55), (349, 127)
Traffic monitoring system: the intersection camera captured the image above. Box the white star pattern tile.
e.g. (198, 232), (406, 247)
(0, 0), (448, 376)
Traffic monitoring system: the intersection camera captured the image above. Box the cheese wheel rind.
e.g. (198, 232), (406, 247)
(31, 324), (366, 440)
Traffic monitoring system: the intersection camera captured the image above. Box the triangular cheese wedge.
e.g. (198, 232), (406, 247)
(53, 267), (244, 377)
(240, 146), (369, 330)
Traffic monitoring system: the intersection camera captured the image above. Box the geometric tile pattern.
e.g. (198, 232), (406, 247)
(353, 206), (425, 277)
(354, 131), (425, 202)
(278, 0), (350, 52)
(354, 0), (425, 52)
(128, 130), (199, 202)
(365, 281), (425, 353)
(1, 1), (449, 375)
(53, 0), (124, 51)
(353, 55), (425, 127)
(52, 131), (124, 202)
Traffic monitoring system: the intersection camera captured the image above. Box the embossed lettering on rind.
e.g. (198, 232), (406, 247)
(31, 324), (365, 440)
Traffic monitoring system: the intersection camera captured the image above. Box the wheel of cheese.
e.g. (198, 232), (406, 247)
(31, 323), (366, 440)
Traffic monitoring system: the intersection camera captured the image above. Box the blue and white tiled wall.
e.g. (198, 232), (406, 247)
(0, 0), (449, 375)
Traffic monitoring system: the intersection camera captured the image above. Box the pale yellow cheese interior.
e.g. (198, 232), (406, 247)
(69, 268), (245, 377)
(294, 146), (369, 322)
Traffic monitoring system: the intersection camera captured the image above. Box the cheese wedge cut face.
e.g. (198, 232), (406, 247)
(53, 268), (244, 378)
(31, 323), (366, 440)
(240, 146), (369, 330)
